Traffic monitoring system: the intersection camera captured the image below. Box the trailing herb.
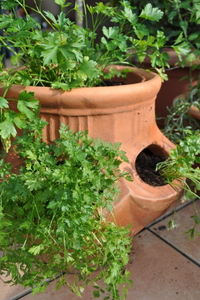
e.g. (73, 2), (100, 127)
(0, 115), (133, 299)
(156, 130), (200, 238)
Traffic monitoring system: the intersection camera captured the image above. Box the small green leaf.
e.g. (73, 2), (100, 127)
(25, 179), (42, 191)
(191, 215), (200, 225)
(0, 119), (16, 138)
(180, 20), (188, 35)
(174, 32), (184, 45)
(43, 45), (59, 65)
(185, 228), (195, 239)
(0, 97), (9, 109)
(43, 11), (57, 25)
(188, 32), (199, 42)
(13, 115), (27, 129)
(106, 203), (113, 212)
(78, 59), (98, 78)
(28, 244), (45, 255)
(54, 0), (66, 6)
(134, 23), (149, 39)
(47, 201), (58, 210)
(17, 101), (35, 120)
(102, 26), (118, 39)
(93, 290), (100, 298)
(168, 219), (178, 230)
(123, 6), (137, 24)
(172, 42), (191, 58)
(140, 4), (163, 21)
(32, 284), (47, 295)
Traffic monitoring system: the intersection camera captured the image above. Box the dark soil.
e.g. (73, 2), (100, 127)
(101, 80), (126, 86)
(136, 148), (166, 186)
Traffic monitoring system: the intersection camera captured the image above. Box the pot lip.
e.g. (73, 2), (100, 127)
(3, 66), (162, 111)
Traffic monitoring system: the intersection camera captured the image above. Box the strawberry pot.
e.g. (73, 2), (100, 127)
(0, 66), (182, 236)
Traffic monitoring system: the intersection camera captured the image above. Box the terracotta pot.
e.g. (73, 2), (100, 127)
(0, 66), (182, 236)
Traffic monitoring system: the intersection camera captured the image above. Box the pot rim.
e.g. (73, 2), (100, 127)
(4, 66), (162, 111)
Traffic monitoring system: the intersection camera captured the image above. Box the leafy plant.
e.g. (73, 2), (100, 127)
(0, 0), (172, 88)
(0, 0), (188, 148)
(156, 130), (200, 238)
(108, 0), (200, 61)
(0, 113), (133, 299)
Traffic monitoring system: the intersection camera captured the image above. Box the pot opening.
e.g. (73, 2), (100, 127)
(135, 144), (168, 187)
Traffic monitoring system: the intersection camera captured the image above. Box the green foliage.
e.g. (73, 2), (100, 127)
(156, 130), (200, 238)
(0, 115), (132, 299)
(139, 3), (164, 21)
(0, 0), (184, 89)
(108, 0), (200, 61)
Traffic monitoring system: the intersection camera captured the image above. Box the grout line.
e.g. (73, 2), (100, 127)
(9, 289), (32, 300)
(9, 272), (65, 300)
(147, 227), (200, 268)
(145, 198), (198, 228)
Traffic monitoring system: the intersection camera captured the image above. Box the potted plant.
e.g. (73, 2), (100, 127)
(0, 0), (185, 235)
(109, 0), (200, 127)
(0, 112), (133, 299)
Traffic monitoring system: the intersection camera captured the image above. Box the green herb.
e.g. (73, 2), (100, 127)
(156, 130), (200, 238)
(0, 114), (133, 299)
(108, 0), (200, 60)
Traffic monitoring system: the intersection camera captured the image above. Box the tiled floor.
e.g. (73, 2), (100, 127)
(1, 198), (200, 300)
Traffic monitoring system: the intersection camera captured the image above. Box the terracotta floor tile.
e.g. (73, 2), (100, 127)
(149, 199), (200, 265)
(0, 273), (29, 300)
(127, 230), (200, 300)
